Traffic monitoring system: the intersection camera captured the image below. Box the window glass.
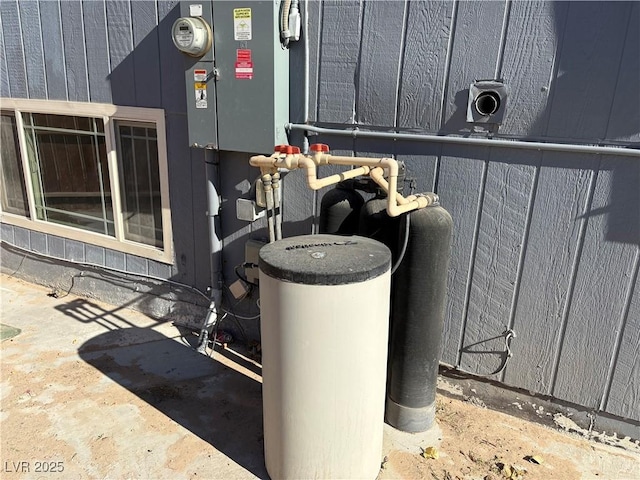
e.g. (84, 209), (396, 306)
(23, 113), (114, 236)
(116, 122), (163, 248)
(30, 114), (96, 133)
(0, 112), (29, 216)
(0, 101), (171, 262)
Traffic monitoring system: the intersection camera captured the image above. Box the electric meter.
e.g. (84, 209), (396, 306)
(171, 16), (212, 57)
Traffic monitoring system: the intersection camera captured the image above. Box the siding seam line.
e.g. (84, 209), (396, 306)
(599, 246), (640, 412)
(35, 1), (48, 99)
(438, 0), (458, 131)
(393, 0), (409, 130)
(435, 0), (459, 199)
(154, 0), (161, 108)
(456, 153), (490, 368)
(494, 0), (511, 80)
(601, 4), (634, 140)
(0, 14), (10, 98)
(56, 0), (70, 101)
(314, 0), (324, 123)
(543, 2), (570, 137)
(353, 0), (365, 125)
(127, 0), (136, 104)
(548, 156), (601, 397)
(432, 143), (442, 193)
(79, 1), (91, 102)
(15, 0), (28, 99)
(501, 156), (541, 383)
(104, 0), (113, 99)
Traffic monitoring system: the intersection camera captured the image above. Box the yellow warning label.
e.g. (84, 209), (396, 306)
(194, 83), (207, 89)
(233, 8), (251, 19)
(233, 8), (252, 40)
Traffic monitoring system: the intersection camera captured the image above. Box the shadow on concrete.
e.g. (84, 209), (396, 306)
(78, 326), (267, 479)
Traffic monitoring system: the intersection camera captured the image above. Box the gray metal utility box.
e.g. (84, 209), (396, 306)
(179, 1), (289, 153)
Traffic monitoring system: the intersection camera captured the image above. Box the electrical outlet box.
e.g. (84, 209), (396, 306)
(237, 198), (266, 222)
(245, 239), (266, 284)
(229, 279), (250, 299)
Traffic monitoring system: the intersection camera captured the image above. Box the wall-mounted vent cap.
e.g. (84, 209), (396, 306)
(467, 80), (508, 124)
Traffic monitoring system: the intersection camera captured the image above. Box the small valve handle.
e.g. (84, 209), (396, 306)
(285, 146), (301, 155)
(274, 145), (289, 153)
(310, 143), (330, 153)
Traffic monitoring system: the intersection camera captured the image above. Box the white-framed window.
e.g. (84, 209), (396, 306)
(0, 99), (173, 264)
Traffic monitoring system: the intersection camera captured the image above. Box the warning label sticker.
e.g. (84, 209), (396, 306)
(237, 49), (251, 61)
(193, 69), (207, 82)
(235, 49), (253, 79)
(233, 8), (252, 41)
(195, 82), (207, 109)
(235, 62), (253, 79)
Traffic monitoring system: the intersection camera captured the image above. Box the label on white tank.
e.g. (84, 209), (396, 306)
(233, 8), (252, 41)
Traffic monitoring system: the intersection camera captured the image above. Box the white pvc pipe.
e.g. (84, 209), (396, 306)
(311, 153), (433, 216)
(273, 172), (283, 240)
(262, 174), (276, 243)
(298, 157), (370, 190)
(250, 152), (436, 217)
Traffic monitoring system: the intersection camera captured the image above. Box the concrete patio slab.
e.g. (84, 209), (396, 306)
(1, 274), (638, 480)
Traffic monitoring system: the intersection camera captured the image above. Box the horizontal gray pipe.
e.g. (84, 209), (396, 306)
(285, 123), (640, 158)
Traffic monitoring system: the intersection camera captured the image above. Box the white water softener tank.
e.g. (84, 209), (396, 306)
(259, 234), (391, 480)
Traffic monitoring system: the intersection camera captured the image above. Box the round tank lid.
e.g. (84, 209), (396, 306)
(259, 234), (391, 285)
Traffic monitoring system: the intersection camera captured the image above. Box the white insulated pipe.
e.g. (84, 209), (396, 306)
(272, 171), (283, 240)
(297, 155), (371, 190)
(368, 167), (414, 205)
(250, 150), (436, 217)
(262, 173), (276, 243)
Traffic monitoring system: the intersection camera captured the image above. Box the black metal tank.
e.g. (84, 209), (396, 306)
(358, 194), (402, 265)
(357, 163), (407, 264)
(385, 203), (453, 432)
(318, 182), (364, 235)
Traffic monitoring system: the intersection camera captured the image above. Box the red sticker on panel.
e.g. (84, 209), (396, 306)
(235, 61), (253, 79)
(235, 49), (253, 79)
(236, 49), (252, 61)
